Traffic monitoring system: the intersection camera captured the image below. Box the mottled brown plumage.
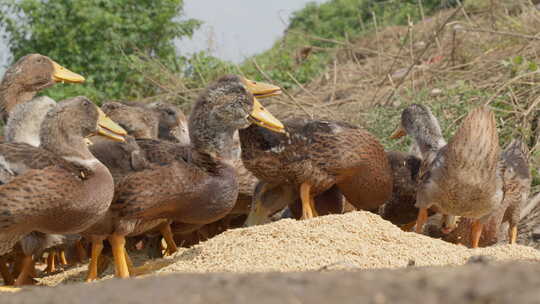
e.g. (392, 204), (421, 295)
(84, 75), (284, 279)
(101, 101), (190, 165)
(437, 140), (531, 247)
(239, 118), (393, 219)
(378, 151), (422, 226)
(0, 97), (124, 256)
(394, 104), (503, 248)
(89, 136), (149, 183)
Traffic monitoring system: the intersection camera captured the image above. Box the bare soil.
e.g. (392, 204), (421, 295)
(4, 261), (540, 304)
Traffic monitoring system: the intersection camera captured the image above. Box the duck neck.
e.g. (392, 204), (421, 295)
(189, 125), (237, 174)
(414, 133), (446, 157)
(40, 118), (97, 170)
(0, 83), (37, 119)
(5, 97), (56, 146)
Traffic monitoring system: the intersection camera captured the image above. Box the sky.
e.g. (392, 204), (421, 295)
(0, 0), (327, 75)
(178, 0), (328, 63)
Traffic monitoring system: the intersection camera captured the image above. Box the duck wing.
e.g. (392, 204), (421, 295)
(0, 166), (86, 255)
(136, 138), (190, 165)
(0, 142), (67, 183)
(111, 161), (209, 219)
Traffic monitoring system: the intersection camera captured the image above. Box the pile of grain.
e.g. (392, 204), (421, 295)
(158, 211), (540, 273)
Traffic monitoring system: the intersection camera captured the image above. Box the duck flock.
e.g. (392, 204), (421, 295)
(0, 53), (532, 288)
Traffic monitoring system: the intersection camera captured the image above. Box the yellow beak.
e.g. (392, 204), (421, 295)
(96, 108), (127, 142)
(51, 61), (85, 83)
(390, 125), (407, 139)
(249, 98), (285, 133)
(242, 77), (282, 98)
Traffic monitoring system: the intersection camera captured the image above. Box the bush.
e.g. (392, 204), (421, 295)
(0, 0), (200, 102)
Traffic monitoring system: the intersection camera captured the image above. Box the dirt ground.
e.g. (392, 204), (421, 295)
(3, 261), (540, 304)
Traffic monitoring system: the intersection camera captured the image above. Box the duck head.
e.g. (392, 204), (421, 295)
(244, 181), (296, 227)
(391, 104), (446, 156)
(146, 101), (190, 145)
(189, 75), (284, 159)
(101, 101), (159, 140)
(0, 54), (85, 117)
(40, 97), (127, 163)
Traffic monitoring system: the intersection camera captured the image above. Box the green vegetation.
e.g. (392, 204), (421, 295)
(0, 0), (200, 102)
(240, 0), (458, 88)
(0, 0), (459, 100)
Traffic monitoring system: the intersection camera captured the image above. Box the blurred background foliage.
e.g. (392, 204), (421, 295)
(0, 0), (458, 104)
(0, 0), (200, 102)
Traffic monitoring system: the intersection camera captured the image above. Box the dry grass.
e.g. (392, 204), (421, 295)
(259, 3), (540, 193)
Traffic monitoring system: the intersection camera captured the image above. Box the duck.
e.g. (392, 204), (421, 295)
(0, 53), (84, 122)
(239, 117), (393, 220)
(391, 104), (503, 248)
(0, 96), (126, 285)
(102, 100), (260, 255)
(0, 54), (85, 285)
(89, 102), (155, 182)
(378, 151), (423, 231)
(85, 101), (178, 274)
(244, 182), (345, 226)
(434, 139), (531, 247)
(1, 96), (60, 285)
(101, 101), (159, 139)
(245, 151), (421, 227)
(145, 101), (190, 145)
(81, 74), (284, 279)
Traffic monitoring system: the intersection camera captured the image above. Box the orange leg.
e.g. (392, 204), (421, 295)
(45, 251), (57, 273)
(508, 225), (518, 245)
(159, 223), (178, 256)
(59, 249), (68, 266)
(471, 220), (484, 248)
(13, 256), (35, 286)
(415, 208), (428, 234)
(108, 234), (130, 279)
(0, 256), (14, 286)
(300, 182), (316, 220)
(85, 240), (104, 282)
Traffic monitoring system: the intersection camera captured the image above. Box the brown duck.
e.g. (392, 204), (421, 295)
(85, 101), (178, 275)
(378, 151), (423, 231)
(391, 104), (503, 248)
(239, 117), (393, 220)
(0, 97), (126, 283)
(433, 139), (531, 247)
(82, 75), (284, 279)
(0, 54), (85, 285)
